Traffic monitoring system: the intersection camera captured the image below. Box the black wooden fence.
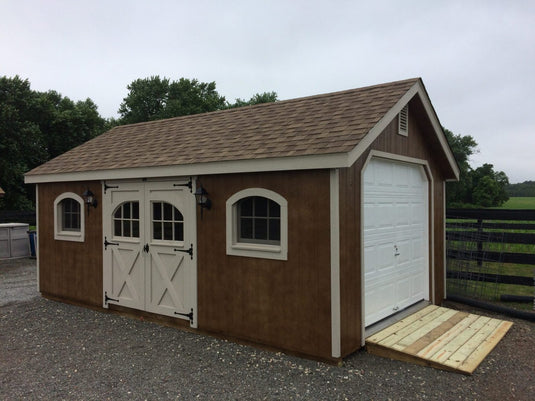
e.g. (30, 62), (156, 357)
(0, 210), (36, 225)
(446, 208), (535, 301)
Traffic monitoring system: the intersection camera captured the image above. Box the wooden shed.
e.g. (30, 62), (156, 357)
(25, 78), (459, 362)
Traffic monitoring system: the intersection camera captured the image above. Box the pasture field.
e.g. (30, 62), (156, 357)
(499, 197), (535, 209)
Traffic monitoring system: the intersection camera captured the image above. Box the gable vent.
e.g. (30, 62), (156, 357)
(398, 104), (409, 136)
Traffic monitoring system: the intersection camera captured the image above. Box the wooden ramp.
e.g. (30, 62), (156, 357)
(366, 305), (513, 375)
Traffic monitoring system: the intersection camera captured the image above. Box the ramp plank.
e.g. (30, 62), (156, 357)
(366, 306), (512, 375)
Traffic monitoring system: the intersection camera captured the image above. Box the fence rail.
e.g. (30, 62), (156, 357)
(0, 210), (36, 225)
(446, 208), (534, 306)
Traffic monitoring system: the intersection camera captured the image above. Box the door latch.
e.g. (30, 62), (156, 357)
(143, 243), (149, 253)
(394, 245), (400, 256)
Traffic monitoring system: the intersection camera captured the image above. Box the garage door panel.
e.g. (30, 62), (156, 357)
(364, 158), (429, 327)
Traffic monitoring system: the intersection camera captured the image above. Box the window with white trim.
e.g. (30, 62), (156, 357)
(54, 192), (85, 242)
(152, 201), (184, 242)
(113, 201), (140, 238)
(226, 188), (288, 260)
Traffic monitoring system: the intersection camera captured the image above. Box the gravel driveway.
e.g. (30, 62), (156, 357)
(1, 258), (533, 400)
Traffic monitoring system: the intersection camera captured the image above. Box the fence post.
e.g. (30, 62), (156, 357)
(477, 218), (483, 267)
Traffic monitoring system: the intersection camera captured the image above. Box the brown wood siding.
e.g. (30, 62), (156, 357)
(339, 95), (448, 356)
(196, 170), (333, 360)
(38, 181), (102, 306)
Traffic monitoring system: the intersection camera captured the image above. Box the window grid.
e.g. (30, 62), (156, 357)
(238, 196), (280, 245)
(61, 198), (81, 231)
(152, 202), (184, 242)
(113, 201), (140, 238)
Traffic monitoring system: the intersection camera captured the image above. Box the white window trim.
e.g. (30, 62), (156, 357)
(226, 188), (288, 260)
(54, 192), (85, 242)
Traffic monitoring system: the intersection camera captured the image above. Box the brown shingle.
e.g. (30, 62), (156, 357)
(26, 78), (419, 176)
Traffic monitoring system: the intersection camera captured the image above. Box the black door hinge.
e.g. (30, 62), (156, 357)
(173, 177), (192, 192)
(103, 182), (119, 194)
(104, 291), (119, 305)
(175, 308), (194, 323)
(174, 243), (193, 260)
(104, 236), (119, 250)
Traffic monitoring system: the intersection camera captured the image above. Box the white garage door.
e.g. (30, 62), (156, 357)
(363, 158), (429, 327)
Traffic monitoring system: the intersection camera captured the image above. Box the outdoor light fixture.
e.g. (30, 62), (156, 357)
(82, 189), (98, 214)
(194, 185), (211, 219)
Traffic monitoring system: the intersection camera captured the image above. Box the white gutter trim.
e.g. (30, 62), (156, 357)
(25, 153), (348, 184)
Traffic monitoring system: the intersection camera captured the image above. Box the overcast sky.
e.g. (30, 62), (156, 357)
(2, 0), (534, 182)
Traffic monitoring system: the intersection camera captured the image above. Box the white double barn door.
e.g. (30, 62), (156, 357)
(103, 180), (197, 327)
(363, 158), (429, 327)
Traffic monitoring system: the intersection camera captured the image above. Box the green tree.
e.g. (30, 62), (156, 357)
(0, 76), (106, 210)
(36, 91), (105, 159)
(444, 128), (509, 208)
(227, 91), (278, 108)
(118, 76), (226, 124)
(0, 76), (47, 209)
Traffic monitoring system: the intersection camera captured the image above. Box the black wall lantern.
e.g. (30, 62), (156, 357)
(82, 189), (98, 214)
(194, 185), (211, 219)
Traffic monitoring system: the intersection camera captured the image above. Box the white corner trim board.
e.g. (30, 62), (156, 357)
(330, 169), (341, 358)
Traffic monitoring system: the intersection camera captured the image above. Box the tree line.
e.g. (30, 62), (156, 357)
(0, 75), (511, 210)
(0, 75), (277, 210)
(506, 181), (535, 197)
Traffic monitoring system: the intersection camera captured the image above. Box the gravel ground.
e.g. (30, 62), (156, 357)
(0, 258), (534, 400)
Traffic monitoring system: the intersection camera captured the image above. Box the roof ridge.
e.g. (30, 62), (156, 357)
(114, 77), (421, 130)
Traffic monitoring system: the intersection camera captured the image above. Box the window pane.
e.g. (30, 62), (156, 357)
(174, 207), (184, 222)
(63, 213), (71, 230)
(269, 219), (280, 241)
(164, 203), (173, 221)
(114, 207), (122, 219)
(123, 220), (131, 237)
(174, 222), (184, 241)
(72, 212), (80, 229)
(240, 217), (253, 239)
(114, 219), (122, 236)
(239, 197), (253, 217)
(163, 222), (173, 240)
(123, 203), (131, 219)
(255, 197), (268, 217)
(132, 202), (139, 219)
(269, 200), (280, 217)
(153, 202), (162, 220)
(153, 222), (162, 240)
(132, 221), (139, 238)
(255, 218), (268, 240)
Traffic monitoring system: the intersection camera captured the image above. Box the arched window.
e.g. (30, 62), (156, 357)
(237, 196), (280, 244)
(226, 188), (287, 260)
(113, 201), (140, 238)
(54, 192), (85, 242)
(152, 201), (184, 242)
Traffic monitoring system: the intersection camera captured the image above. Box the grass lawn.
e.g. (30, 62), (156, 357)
(498, 197), (535, 209)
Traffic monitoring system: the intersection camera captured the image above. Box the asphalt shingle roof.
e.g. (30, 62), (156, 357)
(26, 78), (419, 176)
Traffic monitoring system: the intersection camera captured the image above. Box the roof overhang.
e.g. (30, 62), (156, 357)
(25, 79), (459, 184)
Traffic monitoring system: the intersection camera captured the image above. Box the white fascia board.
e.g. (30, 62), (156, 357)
(24, 152), (349, 184)
(417, 81), (460, 180)
(347, 81), (460, 180)
(347, 83), (420, 167)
